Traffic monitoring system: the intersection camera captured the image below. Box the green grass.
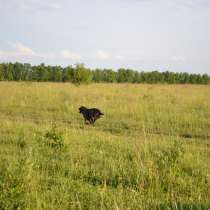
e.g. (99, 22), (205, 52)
(0, 82), (210, 209)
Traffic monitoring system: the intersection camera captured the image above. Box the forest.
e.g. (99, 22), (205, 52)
(0, 62), (209, 84)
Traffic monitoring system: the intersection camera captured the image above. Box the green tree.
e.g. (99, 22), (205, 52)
(0, 64), (4, 80)
(31, 63), (49, 81)
(2, 63), (14, 81)
(92, 69), (102, 82)
(201, 74), (209, 84)
(72, 63), (92, 84)
(62, 66), (74, 82)
(48, 66), (62, 82)
(12, 62), (24, 81)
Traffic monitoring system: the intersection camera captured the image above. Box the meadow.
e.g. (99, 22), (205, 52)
(0, 82), (209, 210)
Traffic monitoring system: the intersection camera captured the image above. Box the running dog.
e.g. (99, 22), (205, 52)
(79, 106), (104, 125)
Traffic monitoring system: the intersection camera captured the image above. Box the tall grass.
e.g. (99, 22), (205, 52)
(0, 82), (209, 209)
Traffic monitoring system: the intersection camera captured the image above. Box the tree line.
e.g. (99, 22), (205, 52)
(0, 62), (209, 84)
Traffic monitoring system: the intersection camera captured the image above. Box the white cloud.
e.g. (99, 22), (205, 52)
(14, 43), (35, 55)
(96, 50), (111, 60)
(0, 43), (80, 61)
(61, 50), (82, 60)
(0, 42), (35, 58)
(0, 42), (59, 60)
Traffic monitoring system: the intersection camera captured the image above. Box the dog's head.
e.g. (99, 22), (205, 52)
(79, 106), (87, 113)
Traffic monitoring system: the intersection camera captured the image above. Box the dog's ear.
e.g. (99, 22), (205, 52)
(79, 106), (87, 113)
(97, 109), (104, 115)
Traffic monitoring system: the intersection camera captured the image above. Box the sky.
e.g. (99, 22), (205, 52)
(0, 0), (210, 74)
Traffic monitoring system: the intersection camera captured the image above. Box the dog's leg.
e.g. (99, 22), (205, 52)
(91, 117), (97, 126)
(85, 119), (89, 125)
(89, 117), (95, 125)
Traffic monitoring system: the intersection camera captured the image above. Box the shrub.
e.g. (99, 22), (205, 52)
(43, 122), (64, 149)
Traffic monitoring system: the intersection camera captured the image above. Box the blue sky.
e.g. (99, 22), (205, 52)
(0, 0), (210, 73)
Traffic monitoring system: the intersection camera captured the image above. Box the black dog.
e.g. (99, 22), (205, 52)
(79, 106), (104, 125)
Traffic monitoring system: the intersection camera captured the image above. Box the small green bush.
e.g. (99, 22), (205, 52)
(43, 122), (64, 149)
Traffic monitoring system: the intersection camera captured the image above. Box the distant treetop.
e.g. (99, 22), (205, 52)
(0, 62), (209, 84)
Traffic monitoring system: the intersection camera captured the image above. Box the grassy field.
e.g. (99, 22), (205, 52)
(0, 82), (209, 210)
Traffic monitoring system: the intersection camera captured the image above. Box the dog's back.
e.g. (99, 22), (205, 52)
(90, 108), (104, 117)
